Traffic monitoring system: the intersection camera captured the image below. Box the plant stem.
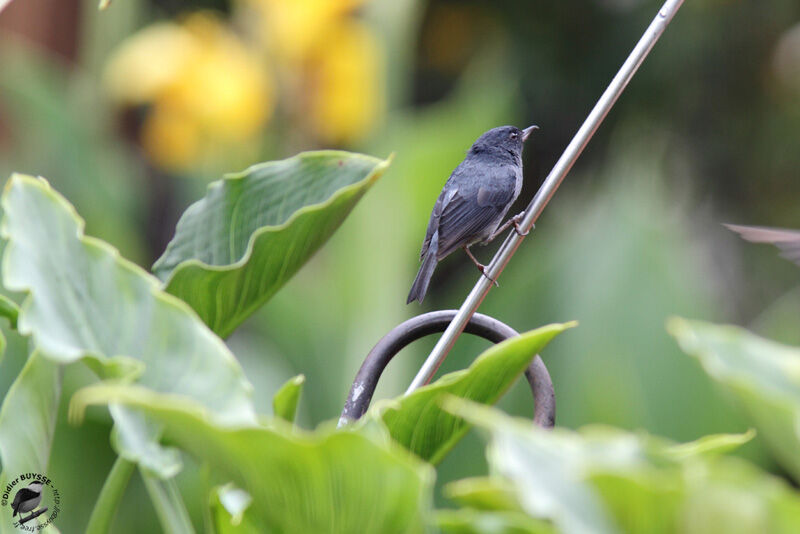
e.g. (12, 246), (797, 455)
(86, 456), (135, 534)
(142, 470), (197, 534)
(406, 0), (686, 393)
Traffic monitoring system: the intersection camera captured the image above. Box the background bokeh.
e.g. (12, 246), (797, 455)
(1, 0), (799, 531)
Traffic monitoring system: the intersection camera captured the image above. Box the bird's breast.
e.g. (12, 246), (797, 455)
(513, 171), (523, 200)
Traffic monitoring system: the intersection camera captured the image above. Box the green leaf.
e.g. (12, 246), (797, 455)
(445, 399), (800, 534)
(374, 322), (575, 464)
(71, 384), (434, 534)
(435, 509), (555, 534)
(0, 295), (18, 364)
(660, 428), (756, 460)
(152, 151), (391, 338)
(450, 404), (619, 534)
(0, 351), (61, 532)
(210, 484), (258, 534)
(0, 294), (19, 330)
(1, 175), (255, 477)
(669, 317), (800, 481)
(444, 477), (525, 513)
(272, 374), (304, 423)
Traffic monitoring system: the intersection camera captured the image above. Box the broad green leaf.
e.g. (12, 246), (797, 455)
(1, 175), (255, 477)
(446, 402), (619, 534)
(0, 351), (61, 533)
(445, 399), (800, 534)
(272, 374), (304, 423)
(374, 322), (575, 464)
(152, 151), (391, 338)
(71, 384), (435, 533)
(669, 317), (800, 481)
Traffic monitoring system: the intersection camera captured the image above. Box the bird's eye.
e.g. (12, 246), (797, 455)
(510, 132), (518, 139)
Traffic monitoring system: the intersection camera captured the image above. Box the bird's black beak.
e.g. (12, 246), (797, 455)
(522, 125), (539, 142)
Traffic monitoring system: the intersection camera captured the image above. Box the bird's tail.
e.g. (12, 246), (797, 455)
(407, 233), (439, 304)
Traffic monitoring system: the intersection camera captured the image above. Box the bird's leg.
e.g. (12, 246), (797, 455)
(462, 246), (499, 287)
(489, 211), (531, 241)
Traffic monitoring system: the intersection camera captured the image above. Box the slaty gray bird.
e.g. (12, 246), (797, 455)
(407, 125), (537, 304)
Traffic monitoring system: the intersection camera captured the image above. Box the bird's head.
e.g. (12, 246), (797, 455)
(26, 482), (44, 492)
(469, 125), (538, 160)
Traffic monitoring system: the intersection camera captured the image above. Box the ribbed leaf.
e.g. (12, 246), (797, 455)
(153, 151), (391, 338)
(374, 322), (575, 464)
(669, 318), (800, 481)
(1, 175), (255, 477)
(71, 385), (434, 534)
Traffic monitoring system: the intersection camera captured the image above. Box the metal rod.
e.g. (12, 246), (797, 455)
(339, 310), (555, 427)
(406, 0), (685, 394)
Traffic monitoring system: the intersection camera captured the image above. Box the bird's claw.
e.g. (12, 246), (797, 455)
(512, 212), (530, 236)
(478, 265), (500, 287)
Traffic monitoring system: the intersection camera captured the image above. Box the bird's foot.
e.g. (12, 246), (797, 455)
(463, 245), (499, 287)
(478, 264), (500, 287)
(512, 212), (530, 236)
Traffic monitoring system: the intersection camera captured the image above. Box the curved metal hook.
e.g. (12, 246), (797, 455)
(339, 310), (555, 428)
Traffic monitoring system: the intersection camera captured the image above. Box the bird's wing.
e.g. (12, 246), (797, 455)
(435, 174), (516, 259)
(725, 224), (800, 266)
(12, 488), (37, 509)
(420, 185), (458, 259)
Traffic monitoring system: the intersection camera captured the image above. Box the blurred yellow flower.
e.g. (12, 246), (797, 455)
(105, 12), (274, 171)
(105, 2), (383, 170)
(236, 0), (382, 144)
(240, 0), (366, 61)
(104, 22), (196, 105)
(140, 105), (199, 171)
(306, 19), (381, 144)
